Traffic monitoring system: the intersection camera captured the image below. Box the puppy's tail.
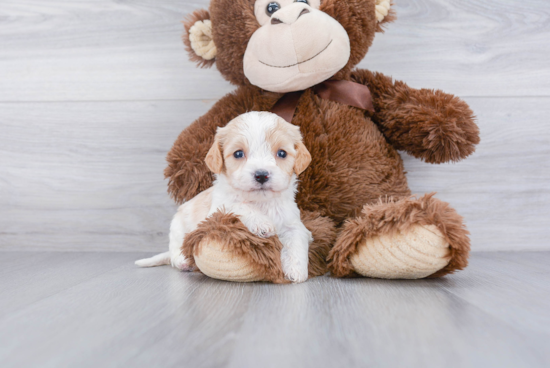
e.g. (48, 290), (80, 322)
(135, 252), (171, 268)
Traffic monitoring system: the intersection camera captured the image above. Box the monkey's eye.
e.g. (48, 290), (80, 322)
(277, 149), (287, 159)
(295, 0), (309, 3)
(266, 2), (281, 16)
(234, 150), (245, 159)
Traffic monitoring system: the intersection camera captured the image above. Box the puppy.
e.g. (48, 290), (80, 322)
(136, 111), (313, 283)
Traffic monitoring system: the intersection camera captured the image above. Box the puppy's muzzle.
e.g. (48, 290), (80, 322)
(254, 170), (270, 184)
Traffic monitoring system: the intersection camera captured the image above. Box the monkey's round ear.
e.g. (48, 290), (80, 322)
(375, 0), (395, 29)
(183, 9), (217, 68)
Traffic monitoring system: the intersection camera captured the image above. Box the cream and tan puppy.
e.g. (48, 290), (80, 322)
(136, 111), (313, 283)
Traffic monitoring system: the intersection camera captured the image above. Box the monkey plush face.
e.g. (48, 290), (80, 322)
(184, 0), (393, 92)
(243, 0), (350, 92)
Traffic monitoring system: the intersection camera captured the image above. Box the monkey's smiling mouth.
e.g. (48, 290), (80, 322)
(259, 40), (333, 69)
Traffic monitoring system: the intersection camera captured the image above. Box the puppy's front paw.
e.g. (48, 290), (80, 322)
(284, 267), (308, 284)
(281, 245), (309, 283)
(245, 219), (276, 238)
(282, 258), (308, 283)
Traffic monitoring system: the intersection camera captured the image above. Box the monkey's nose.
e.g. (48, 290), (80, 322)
(254, 170), (270, 184)
(270, 4), (310, 25)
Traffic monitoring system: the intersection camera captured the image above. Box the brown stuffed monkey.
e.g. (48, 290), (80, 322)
(167, 0), (480, 282)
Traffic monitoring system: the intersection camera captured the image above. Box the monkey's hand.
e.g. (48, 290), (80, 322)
(352, 69), (480, 164)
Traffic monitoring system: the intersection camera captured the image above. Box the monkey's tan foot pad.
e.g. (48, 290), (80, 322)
(349, 224), (451, 279)
(194, 240), (265, 283)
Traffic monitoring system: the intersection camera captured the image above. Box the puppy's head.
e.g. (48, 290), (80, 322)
(205, 112), (311, 196)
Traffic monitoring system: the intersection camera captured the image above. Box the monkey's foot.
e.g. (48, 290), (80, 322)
(328, 194), (470, 279)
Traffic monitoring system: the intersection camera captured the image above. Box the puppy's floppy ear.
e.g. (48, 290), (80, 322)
(205, 137), (224, 174)
(183, 9), (217, 68)
(294, 142), (312, 176)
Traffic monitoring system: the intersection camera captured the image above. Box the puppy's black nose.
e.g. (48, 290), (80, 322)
(254, 170), (269, 184)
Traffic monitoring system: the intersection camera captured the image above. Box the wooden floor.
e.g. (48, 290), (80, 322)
(0, 251), (548, 368)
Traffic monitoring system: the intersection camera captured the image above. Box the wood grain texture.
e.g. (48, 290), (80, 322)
(0, 0), (233, 102)
(0, 100), (213, 251)
(0, 251), (548, 368)
(406, 96), (550, 251)
(0, 252), (135, 317)
(0, 0), (549, 102)
(1, 97), (548, 251)
(362, 0), (550, 96)
(1, 0), (549, 252)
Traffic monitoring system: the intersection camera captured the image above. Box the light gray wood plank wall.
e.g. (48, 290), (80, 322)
(1, 0), (549, 251)
(1, 0), (549, 100)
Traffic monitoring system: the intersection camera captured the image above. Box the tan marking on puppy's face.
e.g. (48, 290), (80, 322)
(205, 112), (311, 195)
(266, 119), (311, 176)
(205, 115), (248, 176)
(205, 136), (224, 174)
(219, 116), (249, 181)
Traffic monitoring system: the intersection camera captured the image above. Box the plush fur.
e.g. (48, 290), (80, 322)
(183, 9), (215, 69)
(166, 0), (480, 280)
(327, 193), (470, 278)
(183, 211), (289, 283)
(300, 211), (337, 277)
(182, 210), (336, 282)
(352, 70), (480, 164)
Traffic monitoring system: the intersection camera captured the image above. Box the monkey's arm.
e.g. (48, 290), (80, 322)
(352, 69), (480, 164)
(166, 86), (271, 203)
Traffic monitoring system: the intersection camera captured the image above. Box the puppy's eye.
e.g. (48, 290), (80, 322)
(277, 149), (287, 159)
(295, 0), (309, 3)
(266, 2), (280, 16)
(234, 150), (245, 159)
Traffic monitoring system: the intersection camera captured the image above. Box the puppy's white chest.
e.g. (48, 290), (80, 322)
(254, 199), (297, 229)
